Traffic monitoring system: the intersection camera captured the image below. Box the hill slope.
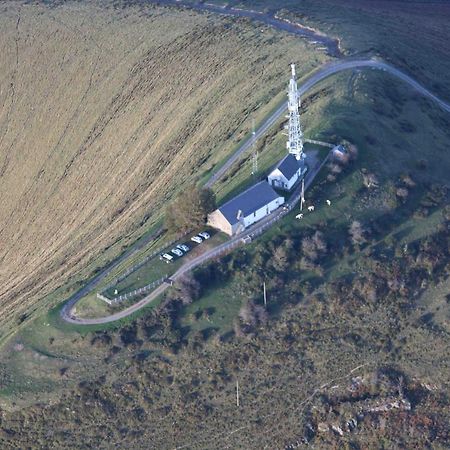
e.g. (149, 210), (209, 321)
(0, 0), (326, 336)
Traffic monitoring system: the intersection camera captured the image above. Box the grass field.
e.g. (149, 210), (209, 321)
(0, 0), (328, 339)
(0, 1), (449, 448)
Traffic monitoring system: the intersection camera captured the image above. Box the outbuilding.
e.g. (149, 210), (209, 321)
(332, 144), (349, 162)
(207, 181), (285, 236)
(267, 153), (307, 191)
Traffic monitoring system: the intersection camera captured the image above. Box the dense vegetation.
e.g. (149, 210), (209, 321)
(0, 215), (448, 448)
(0, 0), (449, 449)
(165, 186), (216, 234)
(0, 0), (327, 338)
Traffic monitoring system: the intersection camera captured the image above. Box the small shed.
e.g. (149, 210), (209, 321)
(207, 181), (285, 236)
(332, 144), (349, 162)
(267, 153), (306, 191)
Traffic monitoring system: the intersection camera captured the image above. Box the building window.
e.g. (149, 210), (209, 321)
(254, 211), (256, 217)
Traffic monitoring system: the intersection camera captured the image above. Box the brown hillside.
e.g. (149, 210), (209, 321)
(0, 1), (326, 334)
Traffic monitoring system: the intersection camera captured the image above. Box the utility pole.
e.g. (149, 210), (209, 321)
(251, 118), (258, 177)
(300, 178), (305, 211)
(263, 281), (267, 308)
(236, 380), (240, 407)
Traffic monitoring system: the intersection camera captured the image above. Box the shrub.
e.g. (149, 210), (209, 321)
(165, 185), (216, 234)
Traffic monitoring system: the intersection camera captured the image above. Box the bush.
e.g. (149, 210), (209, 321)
(165, 185), (216, 234)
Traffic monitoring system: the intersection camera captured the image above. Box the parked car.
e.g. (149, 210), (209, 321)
(177, 244), (190, 252)
(171, 248), (183, 257)
(198, 231), (210, 240)
(191, 235), (203, 244)
(161, 253), (173, 263)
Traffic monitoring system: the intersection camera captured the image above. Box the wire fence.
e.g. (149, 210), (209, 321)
(97, 150), (333, 305)
(97, 276), (168, 305)
(99, 232), (189, 297)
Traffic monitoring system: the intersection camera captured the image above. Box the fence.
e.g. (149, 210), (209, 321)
(98, 150), (333, 304)
(99, 232), (189, 297)
(97, 276), (168, 305)
(304, 138), (335, 148)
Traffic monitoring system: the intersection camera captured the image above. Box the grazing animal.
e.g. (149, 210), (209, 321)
(296, 213), (303, 219)
(326, 199), (331, 206)
(307, 205), (315, 212)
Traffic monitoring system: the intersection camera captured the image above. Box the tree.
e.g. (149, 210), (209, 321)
(349, 220), (367, 246)
(165, 185), (216, 234)
(301, 231), (327, 262)
(238, 300), (268, 332)
(173, 274), (202, 305)
(272, 246), (289, 272)
(361, 169), (378, 189)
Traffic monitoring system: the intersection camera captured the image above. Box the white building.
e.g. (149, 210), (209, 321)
(207, 181), (285, 236)
(267, 153), (307, 191)
(267, 64), (307, 192)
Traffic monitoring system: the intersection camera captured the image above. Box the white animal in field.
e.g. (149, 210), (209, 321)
(296, 213), (303, 220)
(307, 205), (315, 212)
(326, 199), (331, 206)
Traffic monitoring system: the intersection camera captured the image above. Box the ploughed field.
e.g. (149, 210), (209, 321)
(0, 0), (327, 338)
(0, 1), (449, 448)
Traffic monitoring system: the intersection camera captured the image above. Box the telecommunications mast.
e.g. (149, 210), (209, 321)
(287, 63), (305, 162)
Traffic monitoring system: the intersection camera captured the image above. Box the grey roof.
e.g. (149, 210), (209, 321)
(273, 153), (301, 180)
(219, 181), (282, 226)
(333, 144), (347, 152)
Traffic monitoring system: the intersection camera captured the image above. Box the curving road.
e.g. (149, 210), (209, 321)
(62, 57), (450, 325)
(63, 151), (324, 325)
(62, 56), (450, 325)
(206, 57), (450, 189)
(59, 0), (450, 325)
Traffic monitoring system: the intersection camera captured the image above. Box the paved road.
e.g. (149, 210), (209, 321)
(300, 58), (450, 113)
(62, 56), (450, 325)
(63, 152), (324, 325)
(207, 57), (450, 188)
(60, 228), (163, 324)
(61, 59), (450, 325)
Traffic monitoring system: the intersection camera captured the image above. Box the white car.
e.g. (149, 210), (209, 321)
(177, 244), (190, 252)
(171, 248), (183, 257)
(191, 235), (203, 244)
(161, 253), (173, 263)
(198, 231), (210, 240)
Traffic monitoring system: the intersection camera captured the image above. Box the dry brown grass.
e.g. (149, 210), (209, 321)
(0, 1), (327, 334)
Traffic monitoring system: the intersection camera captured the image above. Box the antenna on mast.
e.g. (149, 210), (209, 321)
(251, 118), (258, 177)
(286, 63), (305, 162)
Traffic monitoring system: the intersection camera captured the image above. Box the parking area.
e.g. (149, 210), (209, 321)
(103, 228), (225, 300)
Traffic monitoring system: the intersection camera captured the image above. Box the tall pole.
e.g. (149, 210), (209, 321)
(300, 178), (305, 211)
(263, 282), (267, 308)
(252, 118), (258, 176)
(236, 380), (240, 407)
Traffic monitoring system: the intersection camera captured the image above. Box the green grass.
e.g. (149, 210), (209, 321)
(198, 91), (287, 188)
(104, 256), (176, 299)
(105, 230), (228, 296)
(73, 293), (113, 319)
(180, 279), (244, 336)
(1, 2), (449, 446)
